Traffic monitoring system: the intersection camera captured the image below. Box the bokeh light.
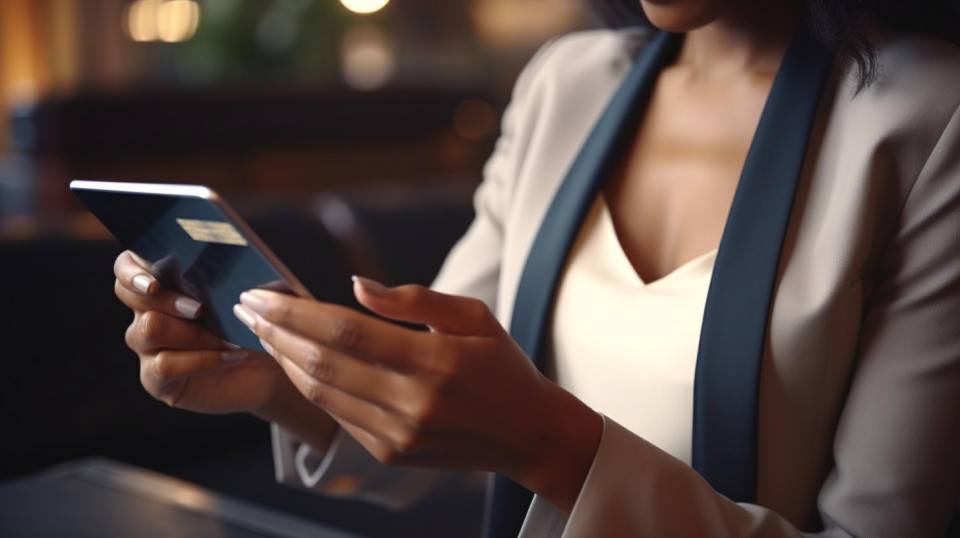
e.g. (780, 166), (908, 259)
(340, 26), (395, 90)
(339, 0), (390, 15)
(124, 0), (200, 43)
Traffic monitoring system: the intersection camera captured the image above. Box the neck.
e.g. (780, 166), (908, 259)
(677, 2), (802, 81)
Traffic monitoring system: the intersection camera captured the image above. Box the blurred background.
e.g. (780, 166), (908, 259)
(0, 1), (600, 536)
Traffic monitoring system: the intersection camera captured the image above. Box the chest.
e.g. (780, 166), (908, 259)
(604, 68), (774, 283)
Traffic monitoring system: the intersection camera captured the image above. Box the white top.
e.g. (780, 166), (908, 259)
(516, 195), (716, 536)
(546, 195), (716, 466)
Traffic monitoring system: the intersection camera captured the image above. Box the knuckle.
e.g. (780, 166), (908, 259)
(303, 346), (335, 382)
(137, 311), (168, 347)
(392, 428), (422, 454)
(265, 301), (292, 324)
(304, 381), (329, 408)
(138, 361), (183, 407)
(405, 284), (430, 304)
(152, 351), (177, 380)
(408, 397), (441, 431)
(466, 298), (494, 326)
(330, 318), (361, 349)
(254, 317), (273, 339)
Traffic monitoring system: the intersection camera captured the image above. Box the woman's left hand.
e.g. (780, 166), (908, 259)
(234, 277), (602, 513)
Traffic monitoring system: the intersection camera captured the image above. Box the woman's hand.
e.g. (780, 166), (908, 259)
(234, 277), (603, 513)
(113, 250), (337, 451)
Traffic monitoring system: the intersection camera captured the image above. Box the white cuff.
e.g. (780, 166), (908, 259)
(518, 495), (568, 537)
(271, 423), (450, 510)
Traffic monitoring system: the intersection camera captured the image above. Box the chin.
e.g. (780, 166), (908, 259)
(638, 0), (728, 32)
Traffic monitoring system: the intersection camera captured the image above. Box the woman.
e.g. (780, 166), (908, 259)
(112, 0), (960, 535)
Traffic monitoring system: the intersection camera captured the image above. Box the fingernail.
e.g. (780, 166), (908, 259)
(233, 303), (257, 330)
(132, 274), (156, 294)
(239, 290), (270, 316)
(223, 340), (241, 350)
(259, 338), (276, 356)
(175, 296), (202, 319)
(352, 275), (390, 297)
(222, 350), (247, 362)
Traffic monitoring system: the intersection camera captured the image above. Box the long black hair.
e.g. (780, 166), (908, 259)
(590, 0), (960, 87)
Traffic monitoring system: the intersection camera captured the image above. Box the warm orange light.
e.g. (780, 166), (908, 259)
(339, 0), (390, 15)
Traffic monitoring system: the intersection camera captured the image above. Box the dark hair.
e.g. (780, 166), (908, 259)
(589, 0), (960, 88)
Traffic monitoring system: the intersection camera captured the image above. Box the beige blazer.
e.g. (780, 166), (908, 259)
(428, 28), (960, 536)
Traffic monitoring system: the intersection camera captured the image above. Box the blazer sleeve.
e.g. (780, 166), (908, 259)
(525, 106), (960, 538)
(270, 39), (562, 509)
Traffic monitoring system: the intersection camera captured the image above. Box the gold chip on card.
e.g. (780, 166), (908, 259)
(176, 218), (248, 246)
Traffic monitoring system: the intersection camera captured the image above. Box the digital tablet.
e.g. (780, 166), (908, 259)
(70, 180), (312, 352)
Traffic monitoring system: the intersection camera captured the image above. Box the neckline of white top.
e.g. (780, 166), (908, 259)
(591, 196), (718, 289)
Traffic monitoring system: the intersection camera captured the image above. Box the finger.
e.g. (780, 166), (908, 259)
(274, 354), (413, 450)
(113, 250), (202, 319)
(126, 310), (225, 353)
(115, 278), (203, 319)
(352, 276), (498, 336)
(114, 250), (159, 295)
(148, 348), (250, 381)
(235, 293), (430, 371)
(254, 320), (407, 408)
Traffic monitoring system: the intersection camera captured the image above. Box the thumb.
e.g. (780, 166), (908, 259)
(352, 276), (498, 336)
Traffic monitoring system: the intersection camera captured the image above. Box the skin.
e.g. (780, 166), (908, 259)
(115, 0), (806, 517)
(609, 0), (801, 282)
(113, 250), (338, 453)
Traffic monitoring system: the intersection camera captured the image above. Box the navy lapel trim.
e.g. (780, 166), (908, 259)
(508, 30), (682, 367)
(488, 31), (682, 538)
(691, 26), (833, 503)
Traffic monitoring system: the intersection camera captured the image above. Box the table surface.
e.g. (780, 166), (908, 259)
(0, 457), (361, 538)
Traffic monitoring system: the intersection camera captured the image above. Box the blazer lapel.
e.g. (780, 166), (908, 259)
(489, 31), (683, 538)
(509, 31), (683, 368)
(692, 25), (833, 504)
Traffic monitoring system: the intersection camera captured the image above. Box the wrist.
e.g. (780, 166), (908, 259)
(515, 381), (603, 515)
(253, 372), (339, 454)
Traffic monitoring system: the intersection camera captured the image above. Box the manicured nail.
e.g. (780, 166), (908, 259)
(233, 303), (257, 329)
(352, 275), (390, 297)
(174, 296), (202, 319)
(222, 340), (241, 350)
(239, 290), (270, 316)
(259, 338), (276, 356)
(132, 274), (156, 294)
(222, 350), (247, 362)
